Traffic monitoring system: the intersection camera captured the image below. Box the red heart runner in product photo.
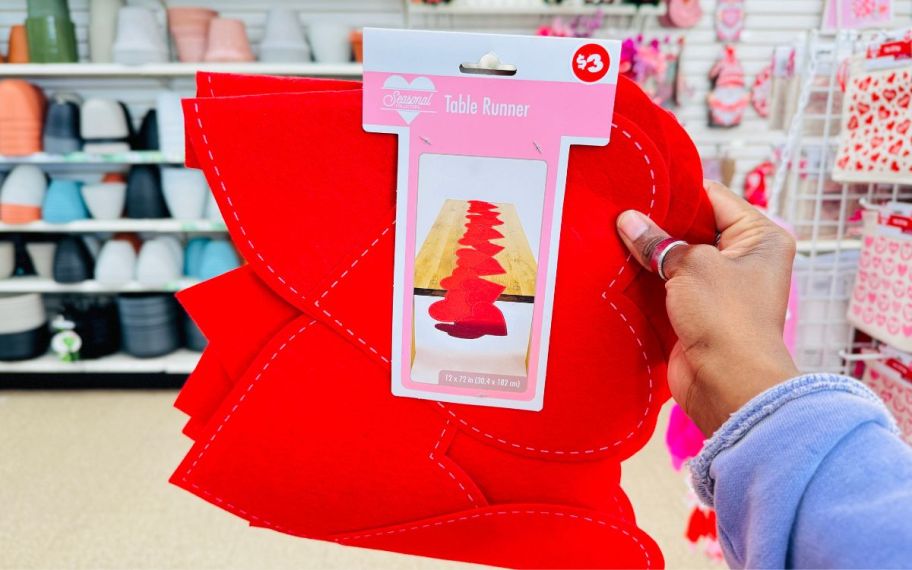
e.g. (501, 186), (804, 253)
(169, 71), (716, 568)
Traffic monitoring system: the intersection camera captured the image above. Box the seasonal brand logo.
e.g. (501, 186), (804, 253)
(381, 75), (436, 124)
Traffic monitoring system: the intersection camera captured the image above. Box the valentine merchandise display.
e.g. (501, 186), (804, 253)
(862, 350), (912, 444)
(660, 0), (702, 29)
(111, 6), (169, 65)
(707, 45), (749, 128)
(25, 0), (79, 63)
(535, 19), (687, 110)
(833, 55), (912, 184)
(0, 79), (46, 156)
(715, 0), (745, 42)
(848, 206), (912, 353)
(169, 22), (717, 565)
(824, 0), (894, 30)
(751, 63), (772, 118)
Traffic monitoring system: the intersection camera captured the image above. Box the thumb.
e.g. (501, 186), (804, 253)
(616, 210), (692, 279)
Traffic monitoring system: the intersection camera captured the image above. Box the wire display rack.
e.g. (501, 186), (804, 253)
(772, 30), (912, 374)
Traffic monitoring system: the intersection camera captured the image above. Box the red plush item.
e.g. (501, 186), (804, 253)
(171, 71), (715, 568)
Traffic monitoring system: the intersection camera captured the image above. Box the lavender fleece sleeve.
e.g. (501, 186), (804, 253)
(690, 374), (912, 569)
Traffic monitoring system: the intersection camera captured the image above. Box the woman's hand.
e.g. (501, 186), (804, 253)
(616, 181), (800, 436)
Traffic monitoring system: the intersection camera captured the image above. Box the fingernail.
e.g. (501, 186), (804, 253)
(618, 210), (648, 241)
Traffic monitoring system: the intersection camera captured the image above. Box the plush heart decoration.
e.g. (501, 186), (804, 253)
(171, 72), (715, 568)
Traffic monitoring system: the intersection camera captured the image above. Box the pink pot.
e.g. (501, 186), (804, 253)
(203, 18), (254, 63)
(167, 7), (217, 26)
(168, 7), (217, 63)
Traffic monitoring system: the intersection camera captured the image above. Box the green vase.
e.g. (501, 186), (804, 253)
(25, 15), (78, 62)
(27, 0), (72, 19)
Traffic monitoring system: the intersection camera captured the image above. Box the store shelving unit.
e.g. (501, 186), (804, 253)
(0, 151), (181, 165)
(0, 350), (200, 374)
(405, 2), (666, 17)
(0, 219), (226, 233)
(0, 62), (363, 79)
(0, 277), (199, 294)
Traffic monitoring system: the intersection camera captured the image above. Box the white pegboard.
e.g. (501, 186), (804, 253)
(773, 30), (912, 373)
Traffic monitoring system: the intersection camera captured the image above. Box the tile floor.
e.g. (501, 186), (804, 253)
(0, 391), (720, 569)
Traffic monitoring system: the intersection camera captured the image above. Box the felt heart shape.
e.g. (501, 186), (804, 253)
(468, 200), (498, 213)
(463, 240), (505, 256)
(453, 247), (507, 276)
(435, 309), (508, 339)
(333, 504), (661, 569)
(174, 315), (484, 535)
(178, 270), (639, 518)
(439, 270), (506, 301)
(181, 76), (682, 457)
(461, 225), (506, 241)
(173, 72), (712, 567)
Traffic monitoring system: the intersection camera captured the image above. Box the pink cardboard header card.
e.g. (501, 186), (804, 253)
(363, 28), (620, 411)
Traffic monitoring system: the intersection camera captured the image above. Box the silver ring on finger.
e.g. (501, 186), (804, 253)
(651, 239), (689, 281)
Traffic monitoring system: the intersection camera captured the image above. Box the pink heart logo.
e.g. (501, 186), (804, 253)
(900, 264), (909, 277)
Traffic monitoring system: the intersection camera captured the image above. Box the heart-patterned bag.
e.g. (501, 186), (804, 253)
(848, 210), (912, 352)
(169, 72), (716, 569)
(834, 57), (912, 184)
(862, 354), (912, 444)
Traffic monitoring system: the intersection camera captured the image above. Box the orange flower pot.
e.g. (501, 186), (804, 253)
(7, 25), (30, 63)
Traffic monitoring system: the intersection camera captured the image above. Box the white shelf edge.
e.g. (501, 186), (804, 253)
(0, 350), (200, 374)
(0, 277), (200, 294)
(0, 63), (363, 78)
(406, 3), (666, 16)
(0, 151), (182, 165)
(0, 220), (228, 233)
(797, 238), (862, 253)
